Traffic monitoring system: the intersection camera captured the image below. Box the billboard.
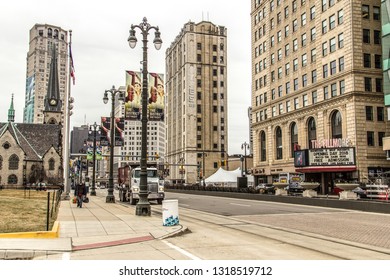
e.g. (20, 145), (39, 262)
(125, 71), (164, 121)
(148, 72), (165, 121)
(100, 117), (124, 146)
(125, 71), (141, 120)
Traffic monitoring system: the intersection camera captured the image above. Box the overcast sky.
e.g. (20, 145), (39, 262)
(0, 0), (252, 155)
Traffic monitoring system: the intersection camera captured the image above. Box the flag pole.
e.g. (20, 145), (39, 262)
(62, 29), (73, 200)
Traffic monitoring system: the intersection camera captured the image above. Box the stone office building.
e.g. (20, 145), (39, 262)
(251, 0), (390, 193)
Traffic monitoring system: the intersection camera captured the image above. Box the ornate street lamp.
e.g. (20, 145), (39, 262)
(128, 17), (162, 216)
(103, 85), (125, 203)
(241, 142), (250, 176)
(89, 122), (101, 196)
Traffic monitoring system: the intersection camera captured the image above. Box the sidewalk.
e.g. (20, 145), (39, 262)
(0, 191), (187, 260)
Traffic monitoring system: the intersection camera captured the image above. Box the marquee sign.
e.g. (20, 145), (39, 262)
(308, 147), (355, 166)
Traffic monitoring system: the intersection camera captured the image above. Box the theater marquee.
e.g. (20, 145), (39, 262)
(308, 147), (356, 166)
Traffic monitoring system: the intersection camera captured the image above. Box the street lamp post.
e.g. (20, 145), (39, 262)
(89, 122), (101, 196)
(241, 142), (250, 176)
(103, 85), (125, 203)
(128, 17), (162, 216)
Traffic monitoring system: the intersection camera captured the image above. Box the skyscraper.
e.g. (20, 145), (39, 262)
(24, 24), (69, 124)
(165, 21), (228, 184)
(251, 0), (390, 192)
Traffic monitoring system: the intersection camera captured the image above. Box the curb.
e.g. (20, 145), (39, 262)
(0, 221), (60, 239)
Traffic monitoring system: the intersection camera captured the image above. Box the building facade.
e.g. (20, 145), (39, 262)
(24, 24), (69, 124)
(165, 21), (228, 184)
(251, 0), (390, 193)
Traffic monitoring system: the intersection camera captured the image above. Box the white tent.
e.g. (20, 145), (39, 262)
(205, 167), (254, 187)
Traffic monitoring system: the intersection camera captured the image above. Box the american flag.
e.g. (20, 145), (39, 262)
(70, 44), (75, 85)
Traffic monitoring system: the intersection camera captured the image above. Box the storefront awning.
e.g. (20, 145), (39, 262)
(295, 166), (357, 173)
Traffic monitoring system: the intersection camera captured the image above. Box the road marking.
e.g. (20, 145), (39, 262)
(230, 203), (251, 207)
(162, 240), (202, 260)
(179, 204), (190, 207)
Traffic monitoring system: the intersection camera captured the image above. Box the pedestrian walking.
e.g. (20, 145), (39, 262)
(74, 184), (87, 208)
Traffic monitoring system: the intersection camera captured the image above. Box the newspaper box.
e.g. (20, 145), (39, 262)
(162, 199), (179, 226)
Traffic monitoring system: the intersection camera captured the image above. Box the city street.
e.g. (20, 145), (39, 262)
(72, 191), (387, 260)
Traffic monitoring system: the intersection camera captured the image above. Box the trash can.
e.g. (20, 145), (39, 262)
(162, 199), (179, 226)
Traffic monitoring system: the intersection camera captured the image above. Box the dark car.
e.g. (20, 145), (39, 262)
(256, 183), (275, 194)
(285, 184), (304, 195)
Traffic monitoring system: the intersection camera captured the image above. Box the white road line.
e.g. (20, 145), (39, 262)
(179, 204), (190, 207)
(162, 240), (202, 260)
(230, 203), (251, 207)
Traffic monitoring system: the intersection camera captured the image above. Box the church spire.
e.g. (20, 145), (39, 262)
(8, 94), (15, 122)
(44, 44), (62, 112)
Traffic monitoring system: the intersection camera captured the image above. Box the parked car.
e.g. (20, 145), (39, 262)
(285, 184), (304, 195)
(352, 187), (367, 198)
(256, 183), (275, 194)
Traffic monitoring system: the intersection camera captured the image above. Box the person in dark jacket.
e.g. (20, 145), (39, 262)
(74, 184), (87, 208)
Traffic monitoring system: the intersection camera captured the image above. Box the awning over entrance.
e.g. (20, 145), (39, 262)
(295, 166), (357, 173)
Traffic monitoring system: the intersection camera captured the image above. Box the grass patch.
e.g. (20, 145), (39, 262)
(0, 189), (61, 233)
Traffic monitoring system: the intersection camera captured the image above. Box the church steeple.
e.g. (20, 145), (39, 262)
(43, 44), (62, 125)
(8, 94), (15, 122)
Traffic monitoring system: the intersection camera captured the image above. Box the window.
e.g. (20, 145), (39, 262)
(302, 53), (307, 66)
(294, 78), (299, 90)
(311, 48), (316, 62)
(339, 80), (345, 95)
(378, 107), (385, 121)
(293, 58), (298, 71)
(294, 97), (299, 109)
(8, 154), (19, 170)
(293, 19), (298, 32)
(276, 126), (283, 160)
(331, 83), (337, 97)
(339, 57), (344, 71)
(286, 100), (291, 112)
(322, 42), (328, 56)
(363, 29), (370, 43)
(8, 175), (17, 185)
(331, 110), (342, 139)
(278, 67), (282, 79)
(278, 85), (283, 97)
(308, 117), (317, 148)
(286, 81), (291, 94)
(272, 106), (276, 116)
(277, 12), (282, 24)
(374, 30), (381, 44)
(290, 122), (298, 158)
(323, 64), (328, 78)
(303, 94), (308, 107)
(301, 12), (306, 26)
(197, 43), (202, 50)
(278, 49), (282, 60)
(311, 27), (316, 41)
(330, 60), (337, 75)
(362, 5), (369, 19)
(310, 6), (316, 20)
(285, 6), (289, 18)
(322, 20), (327, 34)
(285, 25), (290, 37)
(338, 33), (344, 48)
(330, 37), (336, 53)
(364, 77), (372, 92)
(271, 35), (275, 47)
(278, 31), (282, 42)
(376, 78), (383, 92)
(373, 6), (380, 20)
(302, 74), (307, 87)
(312, 90), (317, 104)
(324, 86), (329, 100)
(329, 0), (335, 7)
(285, 62), (290, 75)
(329, 15), (336, 30)
(338, 9), (344, 24)
(366, 106), (373, 121)
(285, 44), (290, 56)
(293, 38), (298, 51)
(312, 69), (317, 83)
(279, 103), (284, 114)
(322, 0), (327, 11)
(293, 0), (297, 12)
(375, 55), (382, 69)
(367, 131), (375, 146)
(49, 158), (55, 170)
(301, 33), (307, 46)
(260, 131), (266, 161)
(363, 53), (371, 68)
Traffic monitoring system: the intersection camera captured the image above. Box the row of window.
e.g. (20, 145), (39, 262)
(0, 155), (56, 171)
(258, 110), (384, 162)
